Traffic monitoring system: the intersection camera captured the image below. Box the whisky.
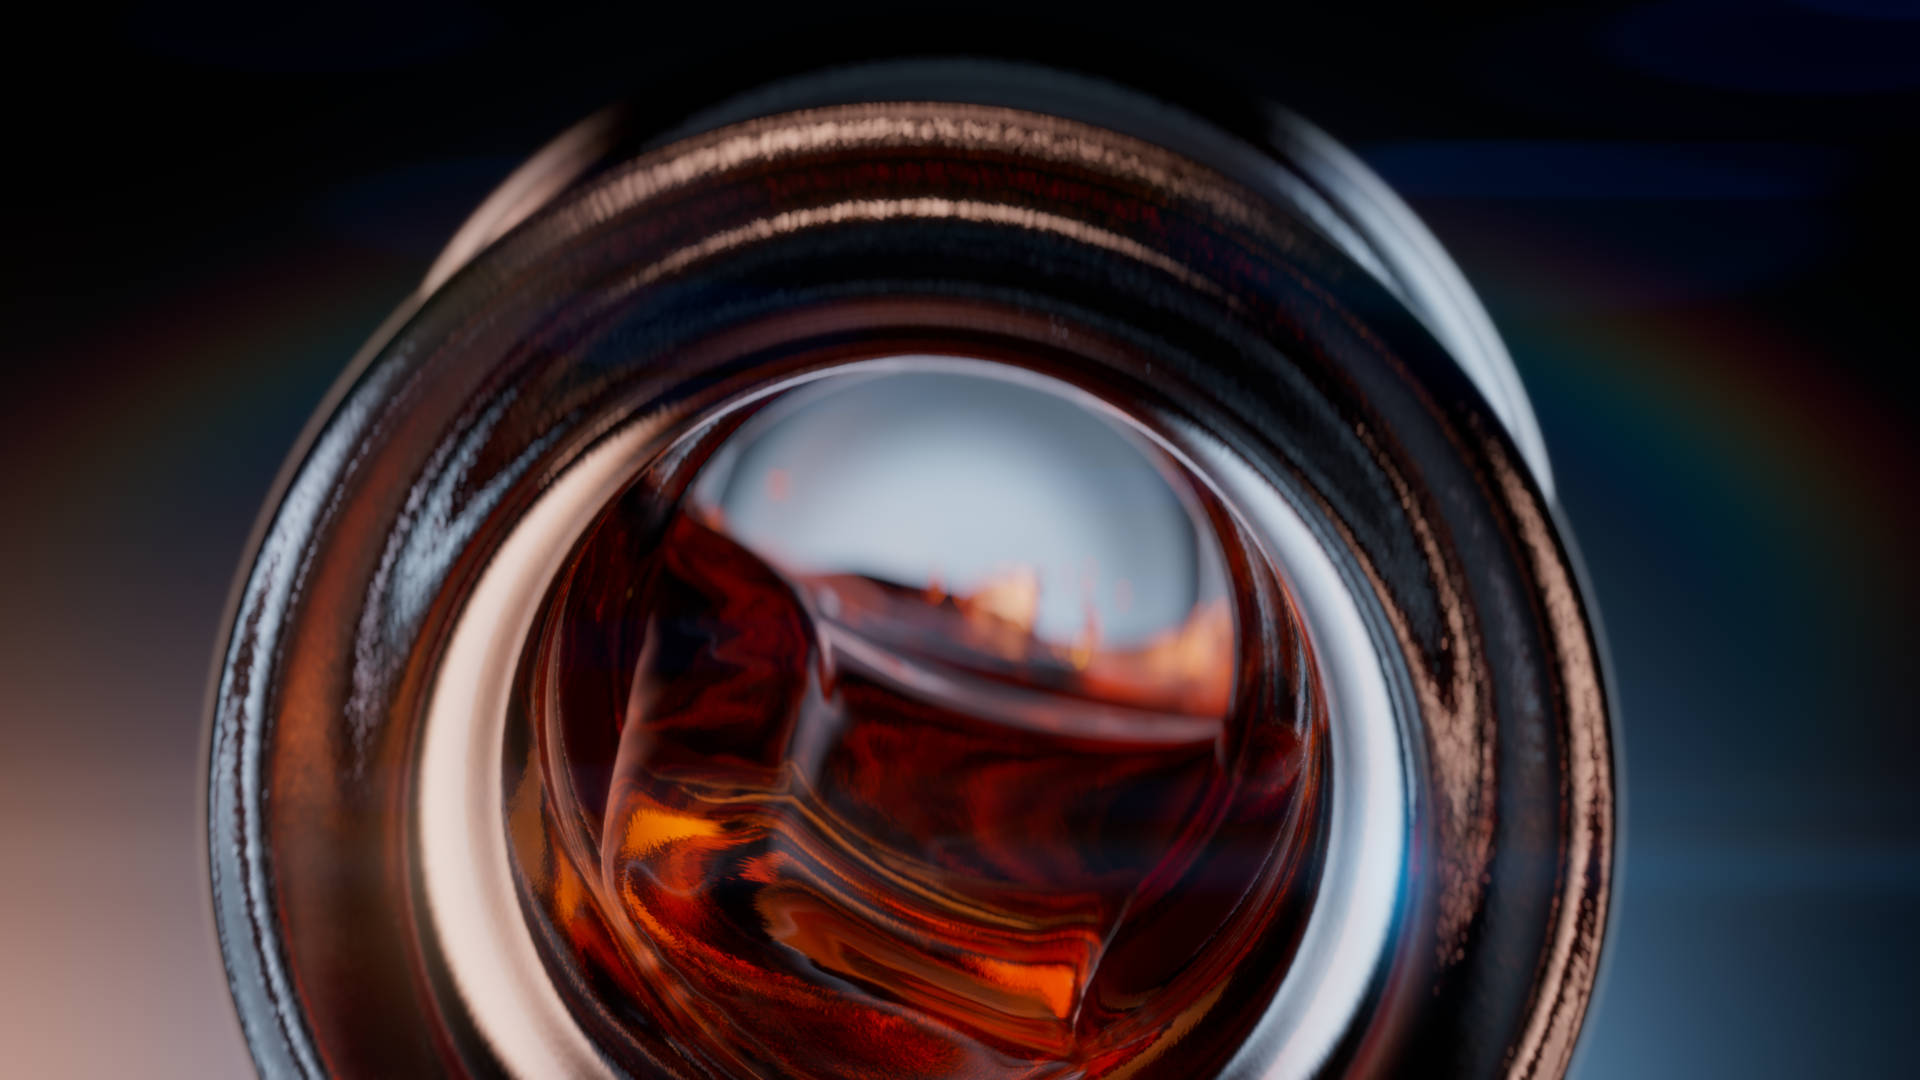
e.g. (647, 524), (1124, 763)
(515, 366), (1326, 1078)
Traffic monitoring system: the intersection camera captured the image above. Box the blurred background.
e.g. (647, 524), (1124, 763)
(3, 3), (1915, 1076)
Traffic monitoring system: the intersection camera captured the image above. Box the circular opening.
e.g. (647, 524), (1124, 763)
(511, 357), (1329, 1078)
(220, 92), (1607, 1080)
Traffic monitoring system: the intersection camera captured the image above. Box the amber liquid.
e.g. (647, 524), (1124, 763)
(517, 395), (1324, 1079)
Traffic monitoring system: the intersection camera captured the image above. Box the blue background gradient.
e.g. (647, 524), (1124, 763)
(3, 4), (1914, 1075)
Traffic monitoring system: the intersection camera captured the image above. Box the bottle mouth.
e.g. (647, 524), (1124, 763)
(415, 336), (1410, 1080)
(212, 74), (1611, 1080)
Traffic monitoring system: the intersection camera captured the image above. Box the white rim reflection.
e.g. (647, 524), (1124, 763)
(416, 358), (1408, 1078)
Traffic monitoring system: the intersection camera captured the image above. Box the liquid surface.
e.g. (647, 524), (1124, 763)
(516, 365), (1325, 1079)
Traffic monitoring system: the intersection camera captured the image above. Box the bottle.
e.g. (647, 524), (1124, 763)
(208, 59), (1612, 1079)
